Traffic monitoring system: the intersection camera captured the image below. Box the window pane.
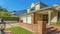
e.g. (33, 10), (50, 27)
(23, 16), (26, 23)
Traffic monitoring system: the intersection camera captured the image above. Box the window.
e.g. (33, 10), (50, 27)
(22, 16), (32, 24)
(40, 4), (47, 9)
(43, 15), (48, 23)
(40, 5), (45, 9)
(22, 16), (27, 23)
(30, 7), (35, 11)
(26, 16), (31, 24)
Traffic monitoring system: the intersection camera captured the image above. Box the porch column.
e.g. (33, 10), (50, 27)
(48, 10), (51, 25)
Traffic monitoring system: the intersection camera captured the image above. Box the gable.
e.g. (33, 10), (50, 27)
(28, 2), (48, 11)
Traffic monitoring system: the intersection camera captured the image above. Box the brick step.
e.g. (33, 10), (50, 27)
(46, 27), (56, 32)
(46, 27), (54, 30)
(46, 28), (57, 34)
(49, 30), (60, 34)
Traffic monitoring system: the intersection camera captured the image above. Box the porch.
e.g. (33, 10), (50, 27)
(32, 9), (58, 25)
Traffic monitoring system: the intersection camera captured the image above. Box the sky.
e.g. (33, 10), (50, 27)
(0, 0), (60, 11)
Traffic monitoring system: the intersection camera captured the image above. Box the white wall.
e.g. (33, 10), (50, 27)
(35, 4), (40, 10)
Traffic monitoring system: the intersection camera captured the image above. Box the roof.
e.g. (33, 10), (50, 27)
(35, 2), (48, 7)
(28, 2), (48, 9)
(20, 7), (53, 16)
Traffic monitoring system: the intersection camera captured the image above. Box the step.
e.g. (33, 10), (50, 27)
(46, 28), (57, 34)
(50, 30), (60, 34)
(46, 27), (54, 30)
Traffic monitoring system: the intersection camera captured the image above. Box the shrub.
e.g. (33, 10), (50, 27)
(2, 17), (19, 21)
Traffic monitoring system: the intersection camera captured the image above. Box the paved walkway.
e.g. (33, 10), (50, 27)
(6, 23), (20, 28)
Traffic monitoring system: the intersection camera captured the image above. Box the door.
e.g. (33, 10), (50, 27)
(43, 14), (48, 23)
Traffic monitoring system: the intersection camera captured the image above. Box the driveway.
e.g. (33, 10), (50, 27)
(0, 21), (19, 28)
(5, 21), (18, 24)
(5, 22), (20, 28)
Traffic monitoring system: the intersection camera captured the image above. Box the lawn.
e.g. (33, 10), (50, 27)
(5, 27), (32, 34)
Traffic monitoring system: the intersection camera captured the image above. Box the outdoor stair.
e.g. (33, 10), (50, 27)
(46, 27), (57, 34)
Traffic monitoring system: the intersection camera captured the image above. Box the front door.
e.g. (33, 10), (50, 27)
(43, 14), (48, 23)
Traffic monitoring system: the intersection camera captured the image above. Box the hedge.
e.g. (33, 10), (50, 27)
(1, 17), (19, 21)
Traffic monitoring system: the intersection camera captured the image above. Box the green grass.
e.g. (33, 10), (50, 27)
(5, 27), (32, 34)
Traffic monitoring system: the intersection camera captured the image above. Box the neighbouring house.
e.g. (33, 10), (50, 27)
(11, 10), (27, 17)
(19, 2), (60, 32)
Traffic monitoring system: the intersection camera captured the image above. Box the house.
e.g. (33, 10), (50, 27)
(19, 2), (60, 32)
(11, 10), (27, 17)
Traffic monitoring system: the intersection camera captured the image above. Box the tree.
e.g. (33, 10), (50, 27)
(0, 6), (8, 12)
(0, 6), (11, 17)
(2, 8), (8, 12)
(0, 6), (3, 11)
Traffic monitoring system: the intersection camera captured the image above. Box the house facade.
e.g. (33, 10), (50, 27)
(19, 2), (59, 32)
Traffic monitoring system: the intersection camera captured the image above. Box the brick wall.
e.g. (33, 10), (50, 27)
(20, 20), (46, 34)
(20, 23), (38, 32)
(19, 13), (46, 34)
